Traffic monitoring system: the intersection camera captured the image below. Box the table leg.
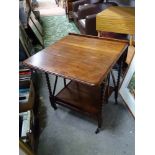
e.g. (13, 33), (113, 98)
(95, 75), (109, 134)
(105, 73), (110, 103)
(45, 73), (57, 110)
(95, 82), (103, 134)
(115, 54), (125, 104)
(53, 76), (58, 96)
(63, 78), (67, 87)
(110, 70), (116, 88)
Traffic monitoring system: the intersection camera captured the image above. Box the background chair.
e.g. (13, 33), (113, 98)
(72, 0), (103, 14)
(72, 0), (102, 26)
(73, 2), (119, 36)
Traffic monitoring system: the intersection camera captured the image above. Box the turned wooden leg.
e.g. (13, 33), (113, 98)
(45, 73), (57, 110)
(105, 74), (110, 104)
(95, 78), (106, 134)
(95, 83), (104, 134)
(95, 74), (110, 134)
(95, 114), (102, 134)
(63, 78), (67, 87)
(53, 76), (58, 96)
(115, 54), (124, 104)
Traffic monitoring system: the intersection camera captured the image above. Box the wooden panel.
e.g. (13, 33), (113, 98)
(24, 34), (128, 86)
(56, 81), (100, 115)
(96, 6), (135, 35)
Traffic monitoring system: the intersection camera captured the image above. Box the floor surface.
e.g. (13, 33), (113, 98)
(36, 73), (135, 155)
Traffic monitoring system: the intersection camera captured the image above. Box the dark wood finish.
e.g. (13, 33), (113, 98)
(56, 81), (100, 116)
(23, 34), (128, 133)
(53, 75), (58, 96)
(115, 53), (126, 104)
(45, 73), (57, 110)
(63, 78), (67, 87)
(95, 82), (105, 134)
(56, 81), (114, 115)
(24, 34), (128, 86)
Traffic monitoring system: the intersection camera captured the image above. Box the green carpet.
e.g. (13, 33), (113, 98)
(40, 15), (80, 47)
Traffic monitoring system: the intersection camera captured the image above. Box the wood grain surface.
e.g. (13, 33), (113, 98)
(96, 6), (135, 35)
(56, 81), (100, 116)
(23, 34), (128, 86)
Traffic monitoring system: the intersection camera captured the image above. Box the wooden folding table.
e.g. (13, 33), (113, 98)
(23, 33), (128, 133)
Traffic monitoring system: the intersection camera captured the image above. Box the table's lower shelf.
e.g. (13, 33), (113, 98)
(55, 81), (114, 118)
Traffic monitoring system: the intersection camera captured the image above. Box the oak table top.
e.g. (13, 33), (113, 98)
(23, 34), (128, 86)
(96, 6), (135, 35)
